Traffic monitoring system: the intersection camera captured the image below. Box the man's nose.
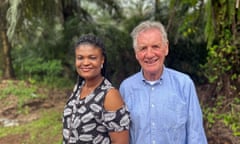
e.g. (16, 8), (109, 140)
(145, 47), (154, 57)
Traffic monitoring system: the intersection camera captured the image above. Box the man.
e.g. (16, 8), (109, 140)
(119, 20), (208, 144)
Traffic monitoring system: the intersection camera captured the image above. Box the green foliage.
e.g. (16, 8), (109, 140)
(0, 80), (45, 111)
(161, 0), (208, 84)
(221, 111), (240, 136)
(204, 0), (215, 48)
(202, 28), (240, 86)
(5, 0), (210, 87)
(7, 0), (61, 42)
(201, 0), (240, 101)
(220, 99), (240, 137)
(4, 0), (240, 96)
(203, 106), (217, 128)
(100, 24), (139, 86)
(13, 56), (64, 84)
(203, 96), (240, 136)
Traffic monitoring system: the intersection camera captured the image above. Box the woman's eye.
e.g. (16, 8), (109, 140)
(89, 56), (97, 60)
(77, 56), (83, 60)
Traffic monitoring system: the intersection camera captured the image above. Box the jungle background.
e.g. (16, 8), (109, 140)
(0, 0), (239, 143)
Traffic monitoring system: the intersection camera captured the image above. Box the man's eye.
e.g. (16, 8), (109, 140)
(138, 47), (146, 51)
(152, 45), (160, 49)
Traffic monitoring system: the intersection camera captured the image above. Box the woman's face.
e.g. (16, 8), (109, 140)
(75, 44), (104, 80)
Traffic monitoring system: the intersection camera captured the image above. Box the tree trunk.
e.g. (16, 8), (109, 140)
(0, 29), (15, 79)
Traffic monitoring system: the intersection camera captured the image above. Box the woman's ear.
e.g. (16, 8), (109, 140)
(101, 55), (105, 65)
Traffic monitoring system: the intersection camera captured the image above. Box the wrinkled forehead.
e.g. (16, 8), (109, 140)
(137, 28), (164, 42)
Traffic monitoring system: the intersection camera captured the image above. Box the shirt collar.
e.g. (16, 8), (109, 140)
(140, 66), (165, 85)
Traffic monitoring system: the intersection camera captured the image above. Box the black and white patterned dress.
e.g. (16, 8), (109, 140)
(62, 78), (130, 144)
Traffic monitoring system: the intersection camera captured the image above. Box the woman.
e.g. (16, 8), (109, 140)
(63, 34), (130, 144)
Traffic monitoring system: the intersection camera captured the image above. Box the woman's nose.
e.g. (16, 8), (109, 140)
(82, 58), (90, 65)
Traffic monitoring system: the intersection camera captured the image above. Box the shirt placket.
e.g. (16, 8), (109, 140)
(149, 84), (157, 144)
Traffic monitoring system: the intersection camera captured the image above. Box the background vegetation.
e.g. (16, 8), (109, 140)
(0, 0), (239, 143)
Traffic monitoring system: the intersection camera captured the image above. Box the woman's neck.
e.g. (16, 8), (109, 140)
(84, 75), (104, 89)
(80, 75), (104, 99)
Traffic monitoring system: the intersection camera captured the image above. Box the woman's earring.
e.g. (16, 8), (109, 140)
(101, 64), (103, 68)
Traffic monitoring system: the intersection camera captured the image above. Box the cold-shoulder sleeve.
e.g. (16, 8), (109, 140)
(102, 105), (130, 132)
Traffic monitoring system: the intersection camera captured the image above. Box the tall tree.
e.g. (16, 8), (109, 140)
(0, 0), (15, 79)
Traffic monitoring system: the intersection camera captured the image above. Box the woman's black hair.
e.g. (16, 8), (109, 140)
(74, 34), (107, 84)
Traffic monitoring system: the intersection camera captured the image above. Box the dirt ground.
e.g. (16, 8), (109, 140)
(0, 80), (69, 144)
(0, 80), (239, 144)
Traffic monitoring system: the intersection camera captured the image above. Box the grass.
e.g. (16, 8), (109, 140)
(0, 109), (63, 144)
(0, 79), (67, 144)
(0, 80), (45, 108)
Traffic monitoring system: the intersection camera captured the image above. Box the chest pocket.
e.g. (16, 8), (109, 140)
(160, 93), (188, 131)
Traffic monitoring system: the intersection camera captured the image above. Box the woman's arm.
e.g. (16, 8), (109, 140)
(104, 88), (129, 144)
(109, 130), (129, 144)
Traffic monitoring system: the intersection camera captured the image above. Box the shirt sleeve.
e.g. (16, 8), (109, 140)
(102, 105), (130, 132)
(186, 80), (208, 144)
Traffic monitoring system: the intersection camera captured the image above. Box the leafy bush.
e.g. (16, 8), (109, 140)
(203, 96), (240, 136)
(0, 80), (44, 110)
(13, 56), (68, 85)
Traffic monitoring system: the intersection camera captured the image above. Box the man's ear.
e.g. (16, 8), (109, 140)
(135, 53), (139, 61)
(164, 42), (169, 56)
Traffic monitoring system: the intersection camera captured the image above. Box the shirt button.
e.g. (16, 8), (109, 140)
(152, 140), (156, 144)
(151, 87), (154, 90)
(152, 122), (155, 126)
(159, 81), (162, 85)
(151, 104), (155, 107)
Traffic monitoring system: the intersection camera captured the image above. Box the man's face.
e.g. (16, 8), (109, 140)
(135, 28), (168, 80)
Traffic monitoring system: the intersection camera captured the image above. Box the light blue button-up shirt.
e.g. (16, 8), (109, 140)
(119, 67), (208, 144)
